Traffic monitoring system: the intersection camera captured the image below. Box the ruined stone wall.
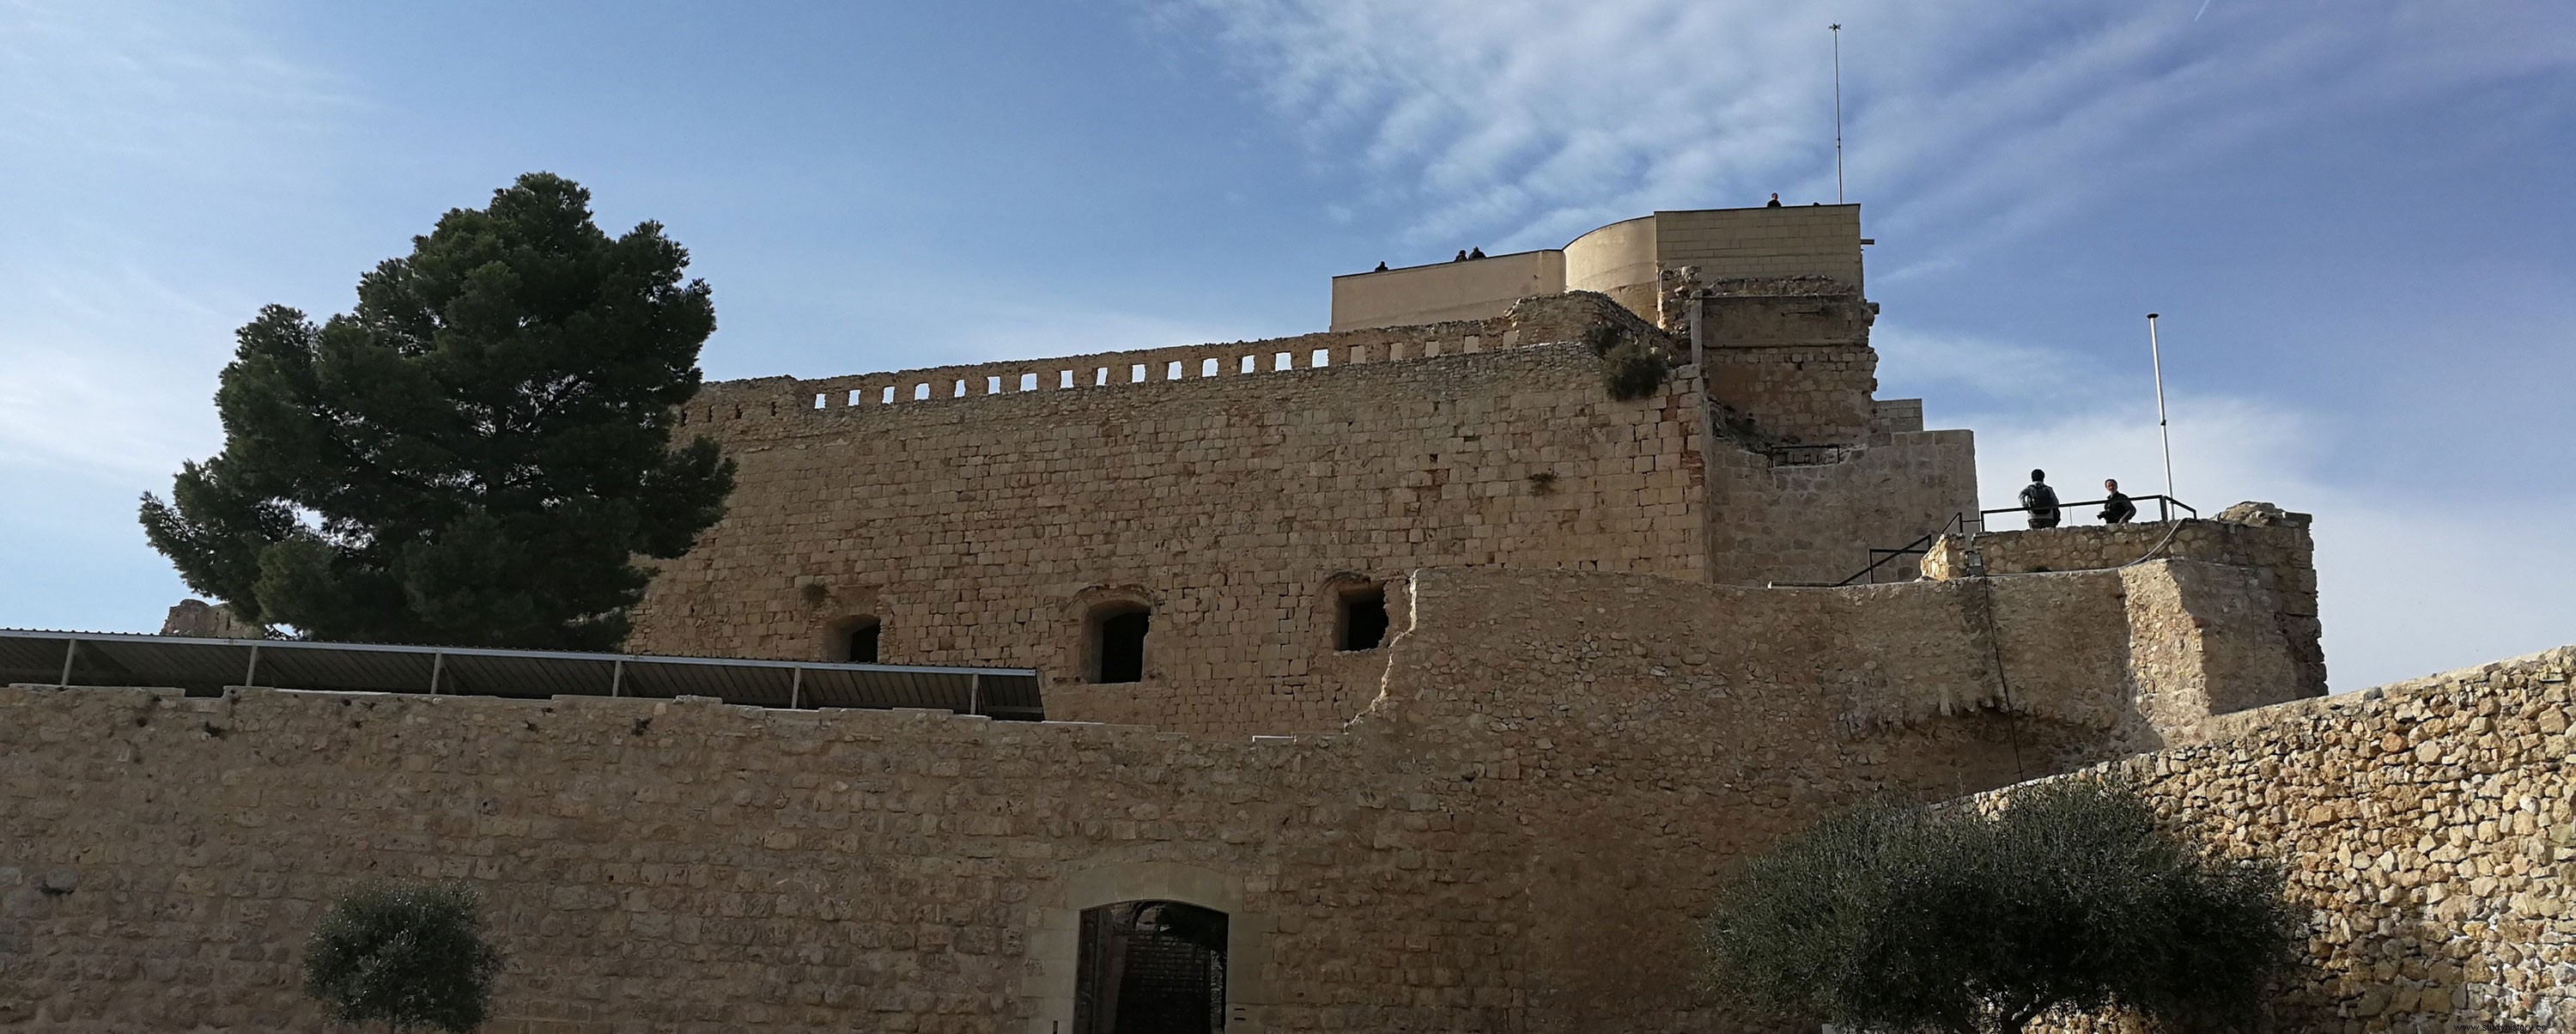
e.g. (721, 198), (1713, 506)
(1923, 508), (2326, 697)
(633, 294), (1704, 739)
(2013, 645), (2575, 1034)
(1692, 289), (1880, 446)
(0, 561), (2306, 1033)
(1698, 429), (1981, 587)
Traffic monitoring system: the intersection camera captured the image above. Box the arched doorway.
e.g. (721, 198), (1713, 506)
(1074, 900), (1227, 1033)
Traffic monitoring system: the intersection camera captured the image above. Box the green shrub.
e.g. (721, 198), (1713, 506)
(1700, 777), (2303, 1034)
(304, 880), (503, 1033)
(1600, 337), (1672, 400)
(1582, 321), (1625, 356)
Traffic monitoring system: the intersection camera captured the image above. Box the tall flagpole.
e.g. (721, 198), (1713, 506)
(2147, 313), (2175, 520)
(1831, 24), (1845, 204)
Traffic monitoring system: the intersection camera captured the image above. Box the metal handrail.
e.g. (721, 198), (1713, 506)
(1965, 494), (2196, 532)
(1778, 496), (2201, 588)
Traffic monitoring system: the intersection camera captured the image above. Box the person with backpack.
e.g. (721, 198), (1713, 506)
(2020, 470), (2062, 529)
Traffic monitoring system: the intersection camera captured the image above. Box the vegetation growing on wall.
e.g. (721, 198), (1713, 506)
(1699, 777), (2304, 1034)
(1586, 322), (1672, 400)
(303, 880), (503, 1033)
(139, 173), (735, 650)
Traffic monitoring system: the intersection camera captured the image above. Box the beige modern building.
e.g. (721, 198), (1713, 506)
(1328, 204), (1866, 331)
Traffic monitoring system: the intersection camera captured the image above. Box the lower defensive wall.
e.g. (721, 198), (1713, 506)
(6, 556), (2336, 1031)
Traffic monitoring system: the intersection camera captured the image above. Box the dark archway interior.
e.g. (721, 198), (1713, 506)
(1338, 586), (1388, 651)
(1096, 609), (1148, 684)
(1075, 900), (1227, 1034)
(846, 620), (879, 664)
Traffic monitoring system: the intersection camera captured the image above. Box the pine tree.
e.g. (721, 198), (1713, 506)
(141, 173), (734, 649)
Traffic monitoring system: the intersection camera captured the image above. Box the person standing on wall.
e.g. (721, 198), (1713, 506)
(2099, 479), (2137, 525)
(1765, 192), (1783, 207)
(2020, 470), (2062, 529)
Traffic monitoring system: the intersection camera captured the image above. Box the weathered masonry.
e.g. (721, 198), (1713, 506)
(2011, 645), (2576, 1034)
(9, 198), (2490, 1032)
(4, 553), (2344, 1032)
(628, 205), (1984, 739)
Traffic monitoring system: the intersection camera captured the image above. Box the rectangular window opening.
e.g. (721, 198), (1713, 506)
(1338, 586), (1389, 652)
(1089, 605), (1150, 684)
(987, 375), (1002, 395)
(1060, 370), (1075, 389)
(1273, 352), (1292, 371)
(1131, 364), (1147, 383)
(1310, 349), (1331, 368)
(914, 383), (931, 400)
(1241, 356), (1256, 374)
(953, 380), (967, 398)
(813, 393), (828, 410)
(1165, 361), (1182, 380)
(1200, 358), (1218, 377)
(1020, 373), (1038, 392)
(883, 386), (896, 404)
(1094, 368), (1109, 386)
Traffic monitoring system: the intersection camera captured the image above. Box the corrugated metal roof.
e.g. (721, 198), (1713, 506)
(0, 629), (1042, 720)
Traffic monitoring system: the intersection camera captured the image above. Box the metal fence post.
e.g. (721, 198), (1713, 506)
(790, 666), (804, 709)
(429, 652), (444, 696)
(57, 639), (76, 687)
(242, 642), (260, 688)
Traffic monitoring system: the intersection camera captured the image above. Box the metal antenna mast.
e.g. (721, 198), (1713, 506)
(2147, 313), (2176, 517)
(1831, 23), (1845, 204)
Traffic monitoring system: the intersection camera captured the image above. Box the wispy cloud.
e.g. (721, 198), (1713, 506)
(1156, 1), (2576, 263)
(0, 0), (356, 171)
(1899, 336), (2576, 693)
(0, 1), (358, 489)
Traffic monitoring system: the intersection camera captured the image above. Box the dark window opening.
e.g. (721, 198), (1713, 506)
(845, 620), (879, 664)
(1338, 587), (1388, 652)
(1076, 900), (1227, 1034)
(1091, 605), (1149, 684)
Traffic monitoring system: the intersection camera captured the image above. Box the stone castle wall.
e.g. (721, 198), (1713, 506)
(630, 295), (1710, 739)
(0, 559), (2317, 1033)
(1923, 506), (2326, 698)
(633, 291), (1981, 738)
(1689, 288), (1880, 446)
(2009, 645), (2574, 1033)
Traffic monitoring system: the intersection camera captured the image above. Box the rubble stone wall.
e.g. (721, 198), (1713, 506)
(2014, 645), (2575, 1033)
(0, 561), (2311, 1033)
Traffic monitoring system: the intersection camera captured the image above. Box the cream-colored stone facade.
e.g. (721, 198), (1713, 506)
(1327, 204), (1863, 331)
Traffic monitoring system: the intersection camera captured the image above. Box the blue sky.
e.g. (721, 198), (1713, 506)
(3, 0), (2569, 690)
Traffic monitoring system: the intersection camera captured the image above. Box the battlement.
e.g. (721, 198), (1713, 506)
(681, 291), (1665, 438)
